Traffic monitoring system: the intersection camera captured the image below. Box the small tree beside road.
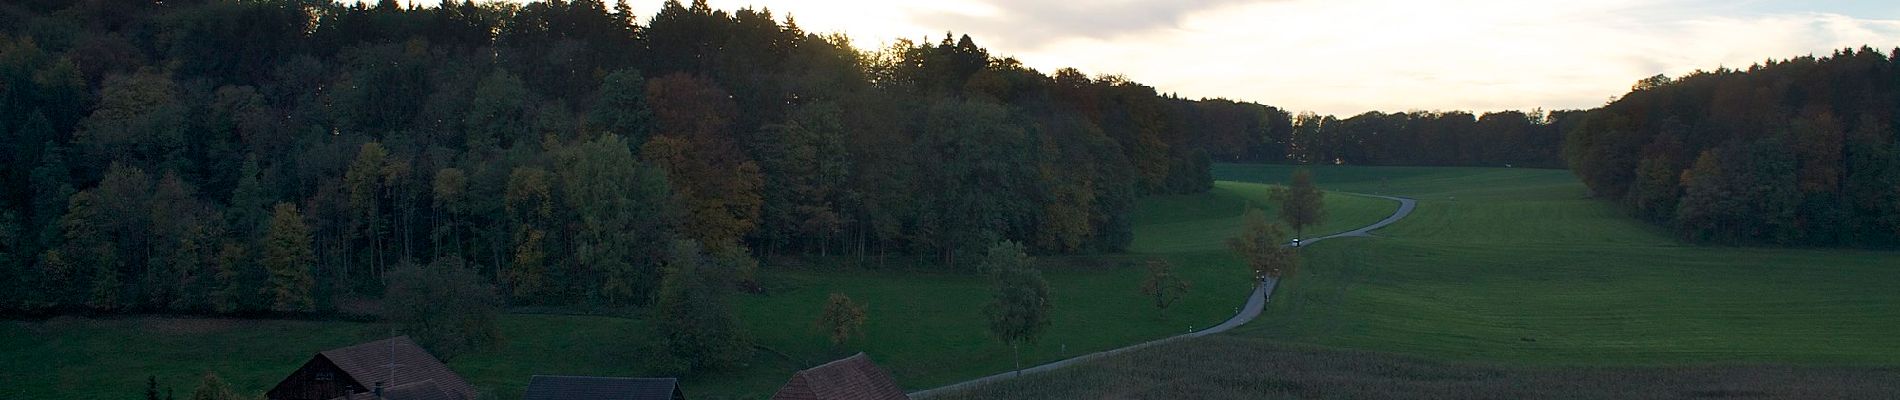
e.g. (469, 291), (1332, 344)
(1277, 168), (1326, 239)
(1139, 259), (1191, 318)
(1228, 208), (1301, 279)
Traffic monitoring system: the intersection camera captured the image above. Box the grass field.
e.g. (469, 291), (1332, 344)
(0, 180), (1396, 400)
(932, 163), (1900, 399)
(1223, 164), (1900, 364)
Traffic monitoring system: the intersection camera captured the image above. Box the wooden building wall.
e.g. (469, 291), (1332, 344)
(266, 356), (365, 400)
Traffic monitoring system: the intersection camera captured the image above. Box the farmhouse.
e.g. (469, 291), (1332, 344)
(521, 375), (686, 400)
(265, 336), (477, 400)
(770, 353), (909, 400)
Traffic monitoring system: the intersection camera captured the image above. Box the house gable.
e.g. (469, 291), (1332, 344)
(267, 354), (366, 400)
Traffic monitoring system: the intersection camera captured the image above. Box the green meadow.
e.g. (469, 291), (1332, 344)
(1222, 164), (1900, 364)
(935, 164), (1900, 399)
(0, 180), (1395, 400)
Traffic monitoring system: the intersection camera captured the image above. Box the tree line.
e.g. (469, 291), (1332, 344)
(1175, 99), (1572, 168)
(1566, 47), (1900, 246)
(0, 0), (1228, 316)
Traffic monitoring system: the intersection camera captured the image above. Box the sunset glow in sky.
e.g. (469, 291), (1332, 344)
(447, 0), (1900, 115)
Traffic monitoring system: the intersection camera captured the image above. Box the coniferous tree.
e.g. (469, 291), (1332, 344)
(144, 375), (161, 400)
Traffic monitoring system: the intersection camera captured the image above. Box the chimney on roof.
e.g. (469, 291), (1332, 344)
(374, 381), (384, 400)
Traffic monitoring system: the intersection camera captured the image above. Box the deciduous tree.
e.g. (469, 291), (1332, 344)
(641, 74), (763, 252)
(431, 168), (469, 258)
(1277, 168), (1325, 239)
(560, 135), (671, 305)
(587, 69), (653, 143)
(815, 292), (867, 348)
(186, 373), (236, 400)
(385, 256), (502, 361)
(653, 239), (748, 374)
(980, 241), (1051, 375)
(344, 142), (392, 282)
(1228, 208), (1299, 279)
(1138, 259), (1190, 318)
(261, 203), (315, 313)
(504, 167), (554, 301)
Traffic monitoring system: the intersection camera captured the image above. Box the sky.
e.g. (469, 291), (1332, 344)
(420, 0), (1900, 115)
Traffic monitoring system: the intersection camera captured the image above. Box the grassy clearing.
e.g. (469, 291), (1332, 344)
(932, 335), (1900, 400)
(1223, 163), (1900, 365)
(0, 181), (1395, 400)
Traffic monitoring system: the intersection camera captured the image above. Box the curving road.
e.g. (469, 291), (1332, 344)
(909, 193), (1416, 398)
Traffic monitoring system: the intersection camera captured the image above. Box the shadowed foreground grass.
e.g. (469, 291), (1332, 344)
(932, 335), (1900, 400)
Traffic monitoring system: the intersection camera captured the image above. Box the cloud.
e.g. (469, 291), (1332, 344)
(663, 0), (1900, 114)
(973, 0), (1900, 114)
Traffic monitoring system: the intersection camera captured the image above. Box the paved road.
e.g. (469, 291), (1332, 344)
(1305, 194), (1416, 242)
(908, 193), (1417, 398)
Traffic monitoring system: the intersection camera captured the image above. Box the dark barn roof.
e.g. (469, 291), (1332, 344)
(331, 380), (456, 400)
(318, 336), (477, 400)
(521, 376), (685, 400)
(770, 353), (908, 400)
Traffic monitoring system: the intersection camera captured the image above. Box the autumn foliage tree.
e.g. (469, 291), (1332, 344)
(815, 292), (867, 348)
(186, 373), (237, 400)
(1567, 47), (1900, 246)
(261, 203), (315, 313)
(503, 167), (554, 301)
(641, 74), (764, 252)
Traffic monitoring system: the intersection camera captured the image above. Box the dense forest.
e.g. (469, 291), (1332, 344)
(1566, 47), (1900, 246)
(0, 0), (1581, 316)
(0, 0), (1236, 315)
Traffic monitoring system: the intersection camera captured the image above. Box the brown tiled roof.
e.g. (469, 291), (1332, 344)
(320, 336), (477, 400)
(521, 375), (685, 400)
(770, 353), (908, 400)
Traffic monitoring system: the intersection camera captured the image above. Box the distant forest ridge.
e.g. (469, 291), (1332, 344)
(0, 0), (1561, 315)
(1566, 47), (1900, 246)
